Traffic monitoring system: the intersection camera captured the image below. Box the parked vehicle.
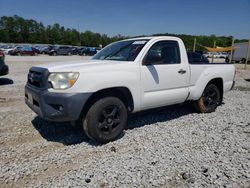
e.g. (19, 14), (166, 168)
(39, 46), (54, 54)
(71, 47), (80, 55)
(203, 52), (214, 58)
(33, 47), (40, 55)
(187, 51), (209, 63)
(9, 46), (38, 56)
(48, 46), (72, 56)
(218, 52), (229, 59)
(77, 47), (86, 55)
(226, 42), (250, 63)
(79, 47), (97, 56)
(204, 52), (228, 59)
(0, 50), (9, 76)
(25, 36), (235, 143)
(0, 45), (14, 55)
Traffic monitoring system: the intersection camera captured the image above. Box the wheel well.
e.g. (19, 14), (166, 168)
(80, 87), (134, 120)
(206, 78), (223, 102)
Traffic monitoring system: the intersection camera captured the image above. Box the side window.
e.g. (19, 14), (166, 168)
(144, 41), (181, 65)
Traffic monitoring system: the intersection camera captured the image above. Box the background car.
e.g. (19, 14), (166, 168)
(32, 47), (40, 55)
(0, 50), (9, 76)
(9, 46), (38, 56)
(48, 46), (73, 56)
(218, 52), (229, 59)
(0, 45), (14, 55)
(79, 47), (97, 56)
(187, 51), (209, 63)
(39, 45), (54, 54)
(71, 47), (80, 55)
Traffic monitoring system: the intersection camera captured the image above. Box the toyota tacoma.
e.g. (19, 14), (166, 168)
(25, 36), (235, 143)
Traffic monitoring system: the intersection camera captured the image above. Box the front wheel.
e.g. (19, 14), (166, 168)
(193, 84), (221, 113)
(83, 97), (127, 143)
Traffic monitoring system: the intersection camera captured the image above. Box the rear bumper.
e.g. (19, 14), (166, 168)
(25, 85), (92, 122)
(0, 65), (9, 76)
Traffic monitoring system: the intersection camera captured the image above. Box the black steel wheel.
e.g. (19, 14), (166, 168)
(83, 97), (127, 143)
(194, 84), (221, 113)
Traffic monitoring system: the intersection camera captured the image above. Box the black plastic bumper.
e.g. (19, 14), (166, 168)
(0, 65), (9, 76)
(25, 85), (92, 122)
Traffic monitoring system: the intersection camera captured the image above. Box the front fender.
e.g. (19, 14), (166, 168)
(71, 70), (141, 112)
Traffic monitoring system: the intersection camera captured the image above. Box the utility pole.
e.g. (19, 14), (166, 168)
(211, 40), (216, 63)
(193, 38), (196, 52)
(229, 37), (234, 63)
(244, 39), (250, 69)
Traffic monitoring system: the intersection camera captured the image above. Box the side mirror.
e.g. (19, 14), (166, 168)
(143, 51), (162, 65)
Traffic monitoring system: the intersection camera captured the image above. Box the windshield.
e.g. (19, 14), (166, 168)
(93, 39), (149, 61)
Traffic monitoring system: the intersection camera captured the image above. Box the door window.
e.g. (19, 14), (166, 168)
(144, 41), (181, 65)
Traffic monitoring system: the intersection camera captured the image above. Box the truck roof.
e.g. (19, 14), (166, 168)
(122, 36), (181, 41)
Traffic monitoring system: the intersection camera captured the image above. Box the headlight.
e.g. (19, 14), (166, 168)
(48, 72), (79, 89)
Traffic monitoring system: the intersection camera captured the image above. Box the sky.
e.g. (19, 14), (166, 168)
(0, 0), (250, 39)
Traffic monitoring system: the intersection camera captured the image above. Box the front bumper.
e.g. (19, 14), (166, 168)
(25, 85), (92, 122)
(0, 65), (9, 76)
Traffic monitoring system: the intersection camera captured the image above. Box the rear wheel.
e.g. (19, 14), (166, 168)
(83, 97), (127, 143)
(193, 84), (221, 113)
(53, 52), (57, 56)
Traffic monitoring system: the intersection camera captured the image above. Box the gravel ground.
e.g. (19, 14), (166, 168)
(0, 56), (250, 187)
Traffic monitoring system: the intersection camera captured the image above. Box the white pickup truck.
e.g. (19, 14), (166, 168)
(25, 36), (235, 143)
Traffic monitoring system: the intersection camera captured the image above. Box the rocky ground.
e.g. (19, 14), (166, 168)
(0, 56), (249, 187)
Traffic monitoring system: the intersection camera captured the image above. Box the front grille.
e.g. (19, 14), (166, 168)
(27, 68), (49, 88)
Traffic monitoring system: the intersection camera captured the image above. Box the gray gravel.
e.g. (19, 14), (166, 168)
(0, 56), (250, 187)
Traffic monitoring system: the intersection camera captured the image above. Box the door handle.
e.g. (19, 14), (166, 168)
(178, 69), (186, 74)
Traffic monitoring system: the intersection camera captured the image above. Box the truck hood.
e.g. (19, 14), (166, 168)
(34, 59), (132, 72)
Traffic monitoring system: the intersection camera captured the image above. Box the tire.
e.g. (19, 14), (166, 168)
(68, 52), (71, 56)
(225, 57), (229, 63)
(193, 84), (221, 113)
(53, 52), (57, 56)
(83, 97), (127, 143)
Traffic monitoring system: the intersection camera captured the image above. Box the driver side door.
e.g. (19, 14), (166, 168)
(140, 40), (189, 110)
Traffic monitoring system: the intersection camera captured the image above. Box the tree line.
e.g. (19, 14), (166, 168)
(0, 15), (247, 50)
